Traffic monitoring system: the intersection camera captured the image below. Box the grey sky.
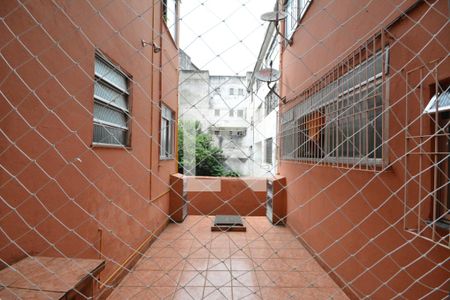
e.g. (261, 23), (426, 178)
(179, 0), (274, 76)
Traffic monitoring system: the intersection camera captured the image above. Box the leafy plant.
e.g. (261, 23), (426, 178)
(177, 121), (240, 177)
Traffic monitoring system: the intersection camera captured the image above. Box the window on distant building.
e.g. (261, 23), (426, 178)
(229, 109), (234, 117)
(255, 103), (263, 123)
(265, 88), (278, 116)
(163, 0), (178, 42)
(229, 88), (234, 95)
(281, 48), (388, 167)
(238, 88), (244, 95)
(237, 109), (244, 118)
(93, 54), (130, 146)
(284, 0), (311, 42)
(255, 142), (262, 163)
(160, 104), (175, 159)
(265, 138), (273, 164)
(214, 109), (220, 116)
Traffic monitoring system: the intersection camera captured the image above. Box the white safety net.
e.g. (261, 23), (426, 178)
(1, 0), (449, 299)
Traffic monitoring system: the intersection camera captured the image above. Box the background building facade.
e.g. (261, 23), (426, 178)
(179, 51), (252, 176)
(246, 22), (280, 177)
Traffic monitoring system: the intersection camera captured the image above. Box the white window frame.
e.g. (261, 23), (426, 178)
(284, 0), (311, 41)
(163, 0), (178, 42)
(93, 54), (130, 147)
(160, 104), (175, 160)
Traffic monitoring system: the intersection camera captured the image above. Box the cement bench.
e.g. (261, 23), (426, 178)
(0, 256), (105, 299)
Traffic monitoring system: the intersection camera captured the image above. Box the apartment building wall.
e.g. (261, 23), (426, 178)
(179, 61), (252, 175)
(209, 75), (251, 175)
(279, 0), (449, 298)
(246, 22), (280, 178)
(0, 0), (178, 289)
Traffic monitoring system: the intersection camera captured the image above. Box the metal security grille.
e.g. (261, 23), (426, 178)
(265, 137), (273, 164)
(281, 44), (387, 168)
(264, 89), (278, 116)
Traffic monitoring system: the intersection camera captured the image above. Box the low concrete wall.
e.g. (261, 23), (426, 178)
(185, 176), (267, 216)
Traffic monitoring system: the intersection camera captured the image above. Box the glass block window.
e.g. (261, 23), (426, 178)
(93, 54), (130, 146)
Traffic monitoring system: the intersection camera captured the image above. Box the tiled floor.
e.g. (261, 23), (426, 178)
(108, 216), (349, 300)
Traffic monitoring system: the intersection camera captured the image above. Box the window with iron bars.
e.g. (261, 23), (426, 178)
(265, 137), (273, 164)
(265, 88), (278, 116)
(281, 48), (388, 167)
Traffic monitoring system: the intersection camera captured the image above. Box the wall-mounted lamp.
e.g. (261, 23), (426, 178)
(261, 11), (292, 46)
(254, 62), (286, 104)
(141, 39), (161, 53)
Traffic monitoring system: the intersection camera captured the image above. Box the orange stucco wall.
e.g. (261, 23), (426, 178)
(279, 0), (449, 299)
(186, 176), (267, 216)
(0, 0), (178, 289)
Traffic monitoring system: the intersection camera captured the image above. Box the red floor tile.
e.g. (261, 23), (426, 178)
(204, 287), (232, 300)
(205, 270), (233, 287)
(179, 270), (207, 287)
(109, 216), (348, 299)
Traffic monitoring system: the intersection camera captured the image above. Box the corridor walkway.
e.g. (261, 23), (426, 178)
(108, 216), (349, 299)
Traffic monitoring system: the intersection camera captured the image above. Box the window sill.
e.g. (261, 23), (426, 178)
(159, 157), (174, 161)
(279, 159), (394, 173)
(426, 219), (450, 230)
(92, 143), (131, 150)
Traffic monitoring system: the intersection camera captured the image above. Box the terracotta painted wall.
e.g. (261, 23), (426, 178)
(279, 0), (449, 299)
(186, 176), (267, 216)
(0, 0), (178, 288)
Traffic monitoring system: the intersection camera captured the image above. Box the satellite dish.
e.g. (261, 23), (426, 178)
(254, 67), (286, 104)
(261, 11), (288, 22)
(260, 11), (292, 46)
(255, 68), (281, 83)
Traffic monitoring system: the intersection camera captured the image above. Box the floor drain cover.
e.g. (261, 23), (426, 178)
(212, 215), (246, 232)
